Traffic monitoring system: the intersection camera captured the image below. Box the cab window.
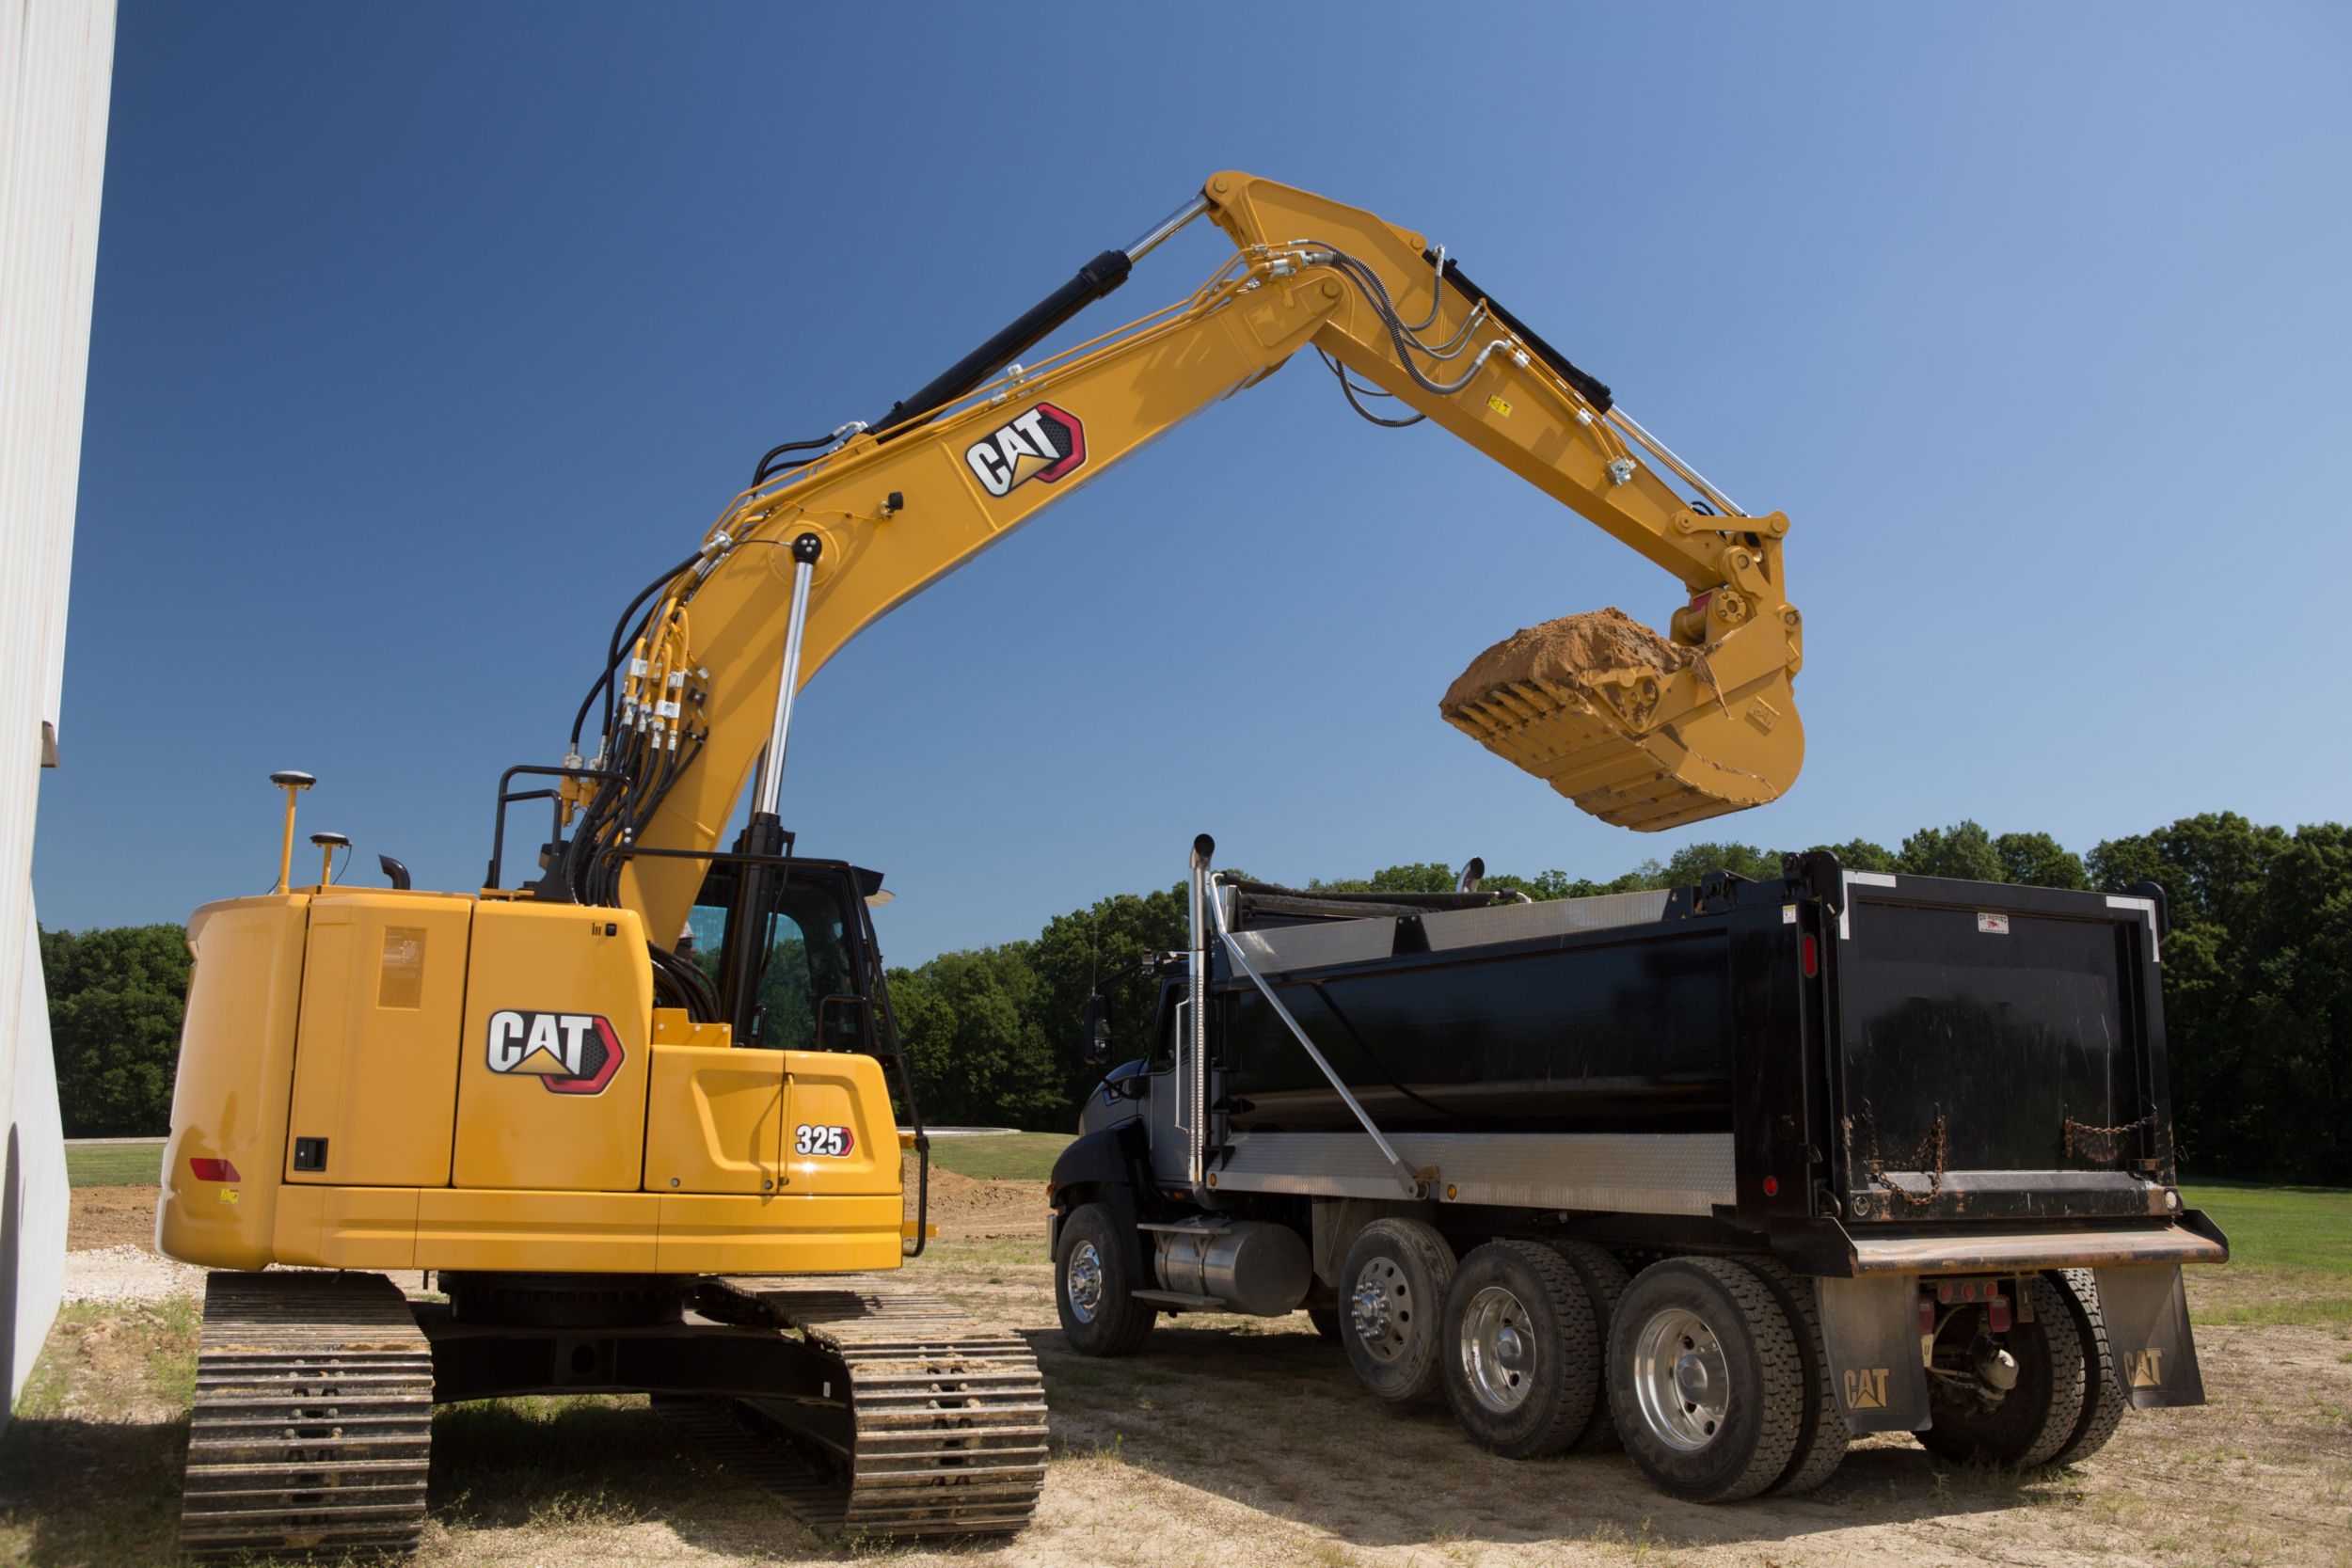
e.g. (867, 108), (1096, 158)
(683, 866), (868, 1052)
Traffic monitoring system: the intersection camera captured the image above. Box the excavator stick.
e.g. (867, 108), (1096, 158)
(1440, 609), (1804, 831)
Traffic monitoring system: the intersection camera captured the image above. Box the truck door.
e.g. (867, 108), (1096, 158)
(1144, 979), (1197, 1187)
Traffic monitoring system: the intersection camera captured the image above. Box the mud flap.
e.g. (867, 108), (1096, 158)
(2092, 1263), (2205, 1409)
(1815, 1275), (1930, 1433)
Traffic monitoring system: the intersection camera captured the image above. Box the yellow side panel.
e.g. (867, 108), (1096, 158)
(654, 1193), (902, 1275)
(775, 1051), (899, 1196)
(416, 1188), (660, 1273)
(285, 892), (473, 1187)
(272, 1184), (419, 1269)
(157, 895), (310, 1269)
(452, 903), (653, 1192)
(644, 1038), (787, 1195)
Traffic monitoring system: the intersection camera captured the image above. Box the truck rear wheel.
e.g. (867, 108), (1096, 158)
(2046, 1269), (2127, 1467)
(1055, 1201), (1155, 1357)
(1740, 1256), (1852, 1495)
(1338, 1217), (1455, 1403)
(1440, 1240), (1599, 1458)
(1607, 1257), (1804, 1503)
(1549, 1240), (1630, 1452)
(1915, 1273), (2084, 1469)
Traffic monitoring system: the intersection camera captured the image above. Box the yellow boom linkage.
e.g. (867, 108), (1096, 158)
(607, 171), (1804, 947)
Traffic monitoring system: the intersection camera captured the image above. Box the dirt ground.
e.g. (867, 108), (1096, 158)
(21, 1185), (2350, 1568)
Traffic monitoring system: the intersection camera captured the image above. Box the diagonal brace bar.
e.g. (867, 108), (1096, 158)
(1202, 876), (1425, 1197)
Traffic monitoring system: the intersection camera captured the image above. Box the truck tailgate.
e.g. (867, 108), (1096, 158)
(1831, 876), (2170, 1224)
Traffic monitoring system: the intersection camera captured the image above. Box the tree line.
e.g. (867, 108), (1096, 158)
(40, 813), (2349, 1184)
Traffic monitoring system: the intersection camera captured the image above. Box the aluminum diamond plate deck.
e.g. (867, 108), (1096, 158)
(1211, 1131), (1735, 1215)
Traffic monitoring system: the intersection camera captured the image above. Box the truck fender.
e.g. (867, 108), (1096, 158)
(1309, 1196), (1439, 1288)
(1813, 1275), (1931, 1433)
(1048, 1123), (1152, 1274)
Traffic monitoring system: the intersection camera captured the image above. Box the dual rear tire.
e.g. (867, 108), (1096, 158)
(1332, 1229), (1847, 1501)
(1606, 1257), (1820, 1502)
(1915, 1269), (2126, 1471)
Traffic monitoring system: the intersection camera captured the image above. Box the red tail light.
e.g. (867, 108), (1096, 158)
(188, 1157), (240, 1182)
(1801, 933), (1819, 976)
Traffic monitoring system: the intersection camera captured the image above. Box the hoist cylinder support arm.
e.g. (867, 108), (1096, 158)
(603, 172), (1804, 943)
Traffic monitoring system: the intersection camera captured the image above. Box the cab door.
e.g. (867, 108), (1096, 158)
(639, 862), (872, 1196)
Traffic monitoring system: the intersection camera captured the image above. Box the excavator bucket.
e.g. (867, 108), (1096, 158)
(1440, 609), (1804, 832)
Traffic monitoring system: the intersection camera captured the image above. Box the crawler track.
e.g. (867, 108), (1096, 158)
(180, 1272), (434, 1560)
(666, 1274), (1048, 1539)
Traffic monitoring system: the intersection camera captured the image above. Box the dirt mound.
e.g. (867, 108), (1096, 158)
(903, 1158), (1047, 1240)
(1439, 607), (1693, 719)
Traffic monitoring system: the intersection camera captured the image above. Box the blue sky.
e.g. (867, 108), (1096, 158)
(39, 3), (2351, 961)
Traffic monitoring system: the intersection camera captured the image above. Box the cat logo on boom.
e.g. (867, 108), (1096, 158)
(964, 403), (1087, 498)
(485, 1009), (626, 1095)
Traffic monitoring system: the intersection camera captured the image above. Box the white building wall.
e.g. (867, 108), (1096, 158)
(0, 0), (118, 1415)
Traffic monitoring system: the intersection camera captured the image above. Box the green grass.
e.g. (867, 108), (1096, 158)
(2181, 1178), (2352, 1326)
(65, 1141), (163, 1188)
(920, 1131), (1072, 1182)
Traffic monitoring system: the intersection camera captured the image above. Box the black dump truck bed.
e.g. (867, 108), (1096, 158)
(1211, 861), (2204, 1243)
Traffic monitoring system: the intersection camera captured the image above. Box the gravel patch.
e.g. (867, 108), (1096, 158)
(61, 1243), (204, 1304)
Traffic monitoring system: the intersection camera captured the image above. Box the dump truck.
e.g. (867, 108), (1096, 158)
(1051, 837), (2225, 1501)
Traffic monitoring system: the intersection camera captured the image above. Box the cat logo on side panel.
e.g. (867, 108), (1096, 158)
(485, 1009), (625, 1095)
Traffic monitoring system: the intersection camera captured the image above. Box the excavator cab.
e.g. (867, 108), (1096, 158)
(677, 852), (891, 1054)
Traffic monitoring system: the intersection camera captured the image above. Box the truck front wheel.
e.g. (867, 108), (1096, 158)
(1055, 1201), (1155, 1356)
(1608, 1257), (1805, 1502)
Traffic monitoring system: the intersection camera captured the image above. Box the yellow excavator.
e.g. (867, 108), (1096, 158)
(155, 171), (1803, 1556)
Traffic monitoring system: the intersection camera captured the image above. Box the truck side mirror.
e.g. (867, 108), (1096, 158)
(1084, 994), (1111, 1065)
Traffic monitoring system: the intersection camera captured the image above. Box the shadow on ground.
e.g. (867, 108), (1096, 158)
(0, 1414), (188, 1566)
(1024, 1320), (2051, 1556)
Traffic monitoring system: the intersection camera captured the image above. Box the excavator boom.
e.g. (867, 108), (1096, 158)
(556, 171), (1804, 964)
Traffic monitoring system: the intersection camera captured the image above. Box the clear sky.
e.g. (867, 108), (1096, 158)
(38, 2), (2352, 962)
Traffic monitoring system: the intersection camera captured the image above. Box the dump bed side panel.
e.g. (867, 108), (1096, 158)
(1222, 927), (1734, 1134)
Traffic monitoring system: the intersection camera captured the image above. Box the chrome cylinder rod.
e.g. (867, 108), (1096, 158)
(750, 532), (823, 817)
(1606, 405), (1747, 519)
(1125, 193), (1210, 262)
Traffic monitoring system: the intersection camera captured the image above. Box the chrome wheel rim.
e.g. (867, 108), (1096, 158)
(1458, 1285), (1537, 1414)
(1350, 1255), (1412, 1363)
(1066, 1240), (1104, 1324)
(1632, 1306), (1730, 1451)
